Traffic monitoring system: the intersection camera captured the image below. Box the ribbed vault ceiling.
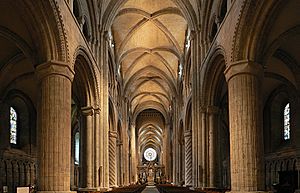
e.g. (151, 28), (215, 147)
(112, 0), (188, 114)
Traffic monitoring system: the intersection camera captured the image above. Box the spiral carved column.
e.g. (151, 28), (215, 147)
(109, 131), (117, 187)
(184, 130), (192, 186)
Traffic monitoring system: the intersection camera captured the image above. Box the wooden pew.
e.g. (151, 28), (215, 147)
(156, 184), (204, 193)
(106, 184), (146, 193)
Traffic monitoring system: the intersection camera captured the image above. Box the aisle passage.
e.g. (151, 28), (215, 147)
(142, 186), (160, 193)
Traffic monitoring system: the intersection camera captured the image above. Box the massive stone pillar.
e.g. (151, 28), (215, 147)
(109, 131), (117, 187)
(225, 61), (265, 193)
(207, 106), (219, 188)
(81, 106), (94, 188)
(184, 130), (192, 186)
(36, 61), (74, 193)
(130, 123), (137, 183)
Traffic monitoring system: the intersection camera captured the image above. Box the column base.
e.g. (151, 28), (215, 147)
(294, 190), (300, 193)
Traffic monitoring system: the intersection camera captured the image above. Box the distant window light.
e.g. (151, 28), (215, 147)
(75, 132), (80, 165)
(283, 103), (290, 140)
(10, 107), (17, 144)
(144, 148), (157, 161)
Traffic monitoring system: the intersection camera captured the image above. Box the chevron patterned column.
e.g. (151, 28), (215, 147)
(185, 130), (192, 186)
(109, 131), (118, 187)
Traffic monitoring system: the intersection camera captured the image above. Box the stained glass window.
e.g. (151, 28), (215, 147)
(10, 107), (17, 144)
(75, 132), (80, 165)
(144, 148), (157, 161)
(284, 103), (290, 140)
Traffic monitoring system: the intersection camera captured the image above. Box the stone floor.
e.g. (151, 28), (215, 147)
(141, 186), (160, 193)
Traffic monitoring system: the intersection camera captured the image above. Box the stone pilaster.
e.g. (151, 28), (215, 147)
(81, 106), (94, 188)
(184, 130), (192, 186)
(207, 106), (219, 188)
(225, 60), (265, 193)
(109, 131), (117, 187)
(191, 30), (206, 188)
(35, 61), (74, 193)
(130, 123), (137, 183)
(116, 140), (123, 186)
(163, 123), (171, 181)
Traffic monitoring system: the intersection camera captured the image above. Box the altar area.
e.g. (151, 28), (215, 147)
(138, 162), (165, 185)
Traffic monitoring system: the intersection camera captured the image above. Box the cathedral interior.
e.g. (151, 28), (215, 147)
(0, 0), (300, 193)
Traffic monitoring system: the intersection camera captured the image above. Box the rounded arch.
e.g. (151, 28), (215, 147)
(201, 47), (227, 106)
(101, 0), (198, 32)
(72, 48), (99, 106)
(1, 89), (37, 150)
(132, 102), (168, 124)
(231, 0), (287, 63)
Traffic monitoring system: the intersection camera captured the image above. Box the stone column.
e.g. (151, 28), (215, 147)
(81, 106), (94, 188)
(225, 61), (265, 193)
(130, 123), (137, 183)
(109, 131), (117, 187)
(35, 61), (74, 193)
(199, 106), (207, 187)
(184, 130), (192, 186)
(116, 140), (123, 186)
(94, 108), (102, 188)
(163, 123), (171, 181)
(207, 106), (219, 188)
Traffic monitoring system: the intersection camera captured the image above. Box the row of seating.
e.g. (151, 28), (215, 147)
(156, 184), (203, 193)
(195, 187), (229, 193)
(106, 184), (146, 193)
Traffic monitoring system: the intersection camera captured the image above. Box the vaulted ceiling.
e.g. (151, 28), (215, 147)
(112, 0), (188, 116)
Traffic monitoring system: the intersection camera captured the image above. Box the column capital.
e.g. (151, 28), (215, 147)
(130, 122), (136, 128)
(35, 60), (74, 81)
(109, 131), (118, 138)
(184, 130), (192, 137)
(94, 107), (101, 114)
(207, 106), (219, 114)
(190, 30), (200, 40)
(81, 106), (94, 116)
(200, 106), (207, 113)
(224, 60), (263, 82)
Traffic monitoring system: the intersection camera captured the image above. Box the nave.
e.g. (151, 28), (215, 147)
(0, 1), (300, 193)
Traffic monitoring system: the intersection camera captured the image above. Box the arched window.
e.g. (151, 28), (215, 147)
(283, 103), (290, 140)
(75, 132), (80, 165)
(10, 107), (17, 144)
